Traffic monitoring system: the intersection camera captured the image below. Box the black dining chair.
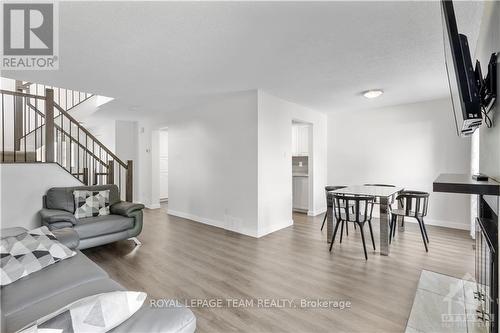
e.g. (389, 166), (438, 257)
(389, 191), (430, 252)
(321, 186), (356, 234)
(329, 193), (376, 260)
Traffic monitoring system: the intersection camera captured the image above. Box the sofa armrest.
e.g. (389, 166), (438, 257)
(110, 201), (145, 217)
(39, 208), (77, 226)
(1, 227), (28, 239)
(52, 228), (80, 250)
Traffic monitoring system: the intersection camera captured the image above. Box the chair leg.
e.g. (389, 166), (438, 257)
(421, 217), (429, 243)
(392, 215), (397, 238)
(346, 220), (349, 236)
(340, 221), (344, 243)
(321, 211), (327, 231)
(359, 223), (368, 260)
(329, 219), (341, 252)
(389, 217), (392, 244)
(416, 217), (429, 252)
(392, 215), (398, 242)
(368, 221), (376, 250)
(389, 215), (396, 244)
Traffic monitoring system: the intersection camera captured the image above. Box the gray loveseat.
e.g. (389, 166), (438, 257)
(39, 185), (144, 249)
(1, 227), (196, 333)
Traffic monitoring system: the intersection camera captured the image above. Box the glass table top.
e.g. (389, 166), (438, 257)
(331, 185), (404, 198)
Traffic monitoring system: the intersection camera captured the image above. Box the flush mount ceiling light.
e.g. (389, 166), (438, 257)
(362, 89), (384, 99)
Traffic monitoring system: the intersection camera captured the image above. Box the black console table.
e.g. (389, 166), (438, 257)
(434, 173), (500, 195)
(434, 173), (499, 333)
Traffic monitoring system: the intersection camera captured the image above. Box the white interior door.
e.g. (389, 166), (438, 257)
(159, 130), (168, 201)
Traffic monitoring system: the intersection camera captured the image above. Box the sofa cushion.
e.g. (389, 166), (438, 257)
(1, 251), (108, 316)
(52, 228), (80, 250)
(74, 190), (111, 219)
(73, 215), (134, 239)
(46, 185), (120, 213)
(5, 278), (124, 333)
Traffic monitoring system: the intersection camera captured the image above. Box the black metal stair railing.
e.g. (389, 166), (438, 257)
(26, 82), (93, 112)
(0, 87), (133, 201)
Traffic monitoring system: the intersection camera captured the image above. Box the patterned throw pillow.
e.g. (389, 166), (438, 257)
(19, 291), (147, 333)
(0, 226), (75, 286)
(74, 190), (110, 219)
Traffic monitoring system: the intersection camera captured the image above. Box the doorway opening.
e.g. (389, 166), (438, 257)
(159, 128), (169, 204)
(292, 120), (313, 215)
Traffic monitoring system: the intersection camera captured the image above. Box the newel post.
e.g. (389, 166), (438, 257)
(83, 167), (89, 185)
(45, 88), (55, 162)
(126, 160), (133, 202)
(107, 160), (114, 185)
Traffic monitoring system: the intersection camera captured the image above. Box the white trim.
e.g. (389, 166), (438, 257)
(145, 203), (161, 209)
(308, 207), (326, 216)
(257, 220), (294, 238)
(404, 218), (470, 231)
(167, 209), (258, 238)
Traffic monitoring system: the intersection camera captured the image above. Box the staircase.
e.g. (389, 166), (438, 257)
(0, 81), (133, 201)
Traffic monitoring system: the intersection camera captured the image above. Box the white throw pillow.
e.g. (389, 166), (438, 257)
(18, 291), (147, 333)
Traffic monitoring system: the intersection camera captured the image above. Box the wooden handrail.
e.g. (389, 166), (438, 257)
(66, 94), (94, 112)
(0, 87), (134, 201)
(17, 102), (51, 139)
(54, 103), (128, 168)
(0, 89), (46, 100)
(55, 124), (109, 168)
(20, 99), (127, 169)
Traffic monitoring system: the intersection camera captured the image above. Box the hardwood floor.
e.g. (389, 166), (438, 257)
(84, 207), (474, 332)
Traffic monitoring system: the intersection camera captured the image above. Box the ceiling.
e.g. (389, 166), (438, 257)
(3, 1), (484, 119)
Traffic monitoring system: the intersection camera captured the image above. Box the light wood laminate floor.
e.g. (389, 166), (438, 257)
(84, 207), (474, 333)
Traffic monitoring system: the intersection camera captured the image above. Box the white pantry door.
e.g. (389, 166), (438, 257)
(159, 130), (169, 200)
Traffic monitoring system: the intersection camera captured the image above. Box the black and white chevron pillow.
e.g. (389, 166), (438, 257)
(73, 190), (110, 219)
(0, 226), (75, 286)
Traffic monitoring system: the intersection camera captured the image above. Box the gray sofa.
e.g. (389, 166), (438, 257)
(39, 185), (144, 250)
(1, 227), (196, 333)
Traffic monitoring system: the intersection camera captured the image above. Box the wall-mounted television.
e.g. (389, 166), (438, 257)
(441, 0), (482, 137)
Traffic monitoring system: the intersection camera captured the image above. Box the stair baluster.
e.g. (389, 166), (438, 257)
(0, 86), (133, 201)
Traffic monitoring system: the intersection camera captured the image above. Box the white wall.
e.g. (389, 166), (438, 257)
(474, 1), (500, 217)
(0, 164), (82, 230)
(148, 127), (160, 209)
(473, 0), (500, 305)
(257, 91), (327, 236)
(166, 91), (259, 237)
(114, 120), (140, 202)
(476, 1), (500, 185)
(327, 98), (472, 230)
(136, 121), (157, 208)
(84, 118), (116, 153)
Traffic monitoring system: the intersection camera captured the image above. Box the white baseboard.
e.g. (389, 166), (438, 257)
(257, 220), (294, 238)
(308, 207), (326, 216)
(145, 203), (161, 209)
(404, 218), (470, 231)
(167, 209), (258, 238)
